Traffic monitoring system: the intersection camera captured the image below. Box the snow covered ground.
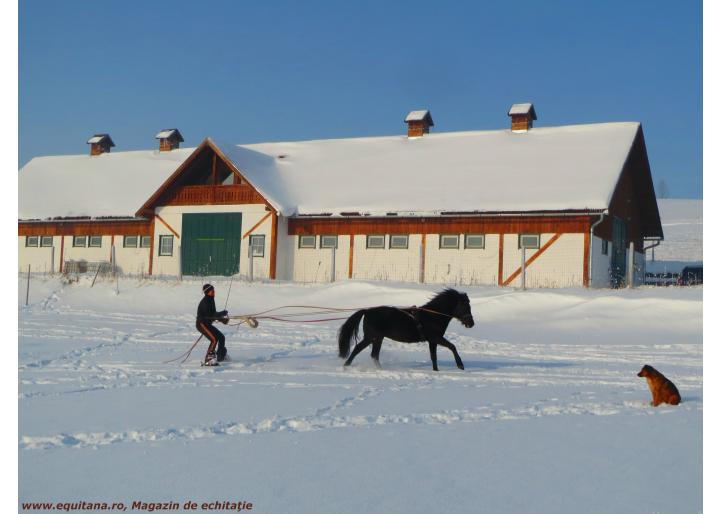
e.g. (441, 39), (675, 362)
(646, 199), (703, 273)
(18, 276), (702, 513)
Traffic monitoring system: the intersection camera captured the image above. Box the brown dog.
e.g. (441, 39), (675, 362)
(637, 365), (681, 406)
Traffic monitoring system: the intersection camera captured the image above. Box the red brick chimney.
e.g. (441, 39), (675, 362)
(508, 103), (537, 132)
(404, 110), (434, 137)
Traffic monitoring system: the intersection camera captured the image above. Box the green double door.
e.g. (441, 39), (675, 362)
(181, 213), (241, 276)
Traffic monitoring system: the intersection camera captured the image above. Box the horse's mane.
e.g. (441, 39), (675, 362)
(422, 288), (463, 310)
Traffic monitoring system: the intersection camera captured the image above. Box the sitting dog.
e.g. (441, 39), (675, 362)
(637, 365), (681, 406)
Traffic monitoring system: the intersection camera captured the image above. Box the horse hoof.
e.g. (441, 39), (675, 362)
(458, 364), (465, 370)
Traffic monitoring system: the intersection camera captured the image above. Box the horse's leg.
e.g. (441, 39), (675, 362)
(344, 338), (373, 367)
(428, 340), (439, 371)
(435, 336), (465, 370)
(370, 338), (384, 368)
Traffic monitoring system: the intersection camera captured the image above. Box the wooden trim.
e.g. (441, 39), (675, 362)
(269, 211), (278, 280)
(497, 234), (504, 285)
(583, 231), (590, 287)
(212, 153), (217, 185)
(19, 219), (152, 236)
(136, 138), (278, 217)
(155, 214), (180, 238)
(289, 215), (592, 236)
(420, 233), (426, 283)
(59, 236), (65, 273)
(348, 234), (354, 279)
(502, 233), (562, 286)
(242, 212), (272, 239)
(148, 217), (155, 275)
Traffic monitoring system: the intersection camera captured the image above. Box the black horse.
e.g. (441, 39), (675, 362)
(338, 288), (475, 371)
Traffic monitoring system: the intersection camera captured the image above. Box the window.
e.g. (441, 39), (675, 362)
(299, 235), (316, 249)
(519, 234), (540, 249)
(123, 235), (139, 248)
(439, 234), (460, 249)
(25, 236), (39, 247)
(320, 235), (338, 249)
(159, 235), (174, 256)
(89, 236), (102, 248)
(73, 236), (87, 247)
(140, 235), (151, 248)
(366, 235), (385, 249)
(249, 235), (265, 257)
(464, 234), (485, 249)
(601, 239), (609, 255)
(389, 234), (409, 249)
(40, 236), (53, 247)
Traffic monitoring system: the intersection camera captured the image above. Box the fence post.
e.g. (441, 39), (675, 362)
(26, 264), (31, 306)
(50, 246), (55, 275)
(418, 240), (425, 283)
(249, 253), (254, 282)
(627, 241), (635, 288)
(521, 247), (527, 290)
(178, 245), (182, 281)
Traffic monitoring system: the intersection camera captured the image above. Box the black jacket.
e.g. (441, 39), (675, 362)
(197, 295), (227, 324)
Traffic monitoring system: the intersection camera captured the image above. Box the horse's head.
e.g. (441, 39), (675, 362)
(453, 292), (475, 328)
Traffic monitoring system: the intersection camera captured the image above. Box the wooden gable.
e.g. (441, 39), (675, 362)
(136, 139), (271, 217)
(594, 125), (663, 249)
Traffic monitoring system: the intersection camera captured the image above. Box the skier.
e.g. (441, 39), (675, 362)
(196, 283), (230, 366)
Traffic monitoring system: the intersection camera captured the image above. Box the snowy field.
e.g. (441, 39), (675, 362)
(647, 199), (703, 273)
(18, 276), (702, 513)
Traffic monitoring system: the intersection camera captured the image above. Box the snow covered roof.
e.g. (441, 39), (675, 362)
(20, 122), (643, 220)
(404, 110), (433, 124)
(155, 129), (184, 141)
(86, 134), (115, 145)
(19, 149), (194, 219)
(508, 103), (536, 119)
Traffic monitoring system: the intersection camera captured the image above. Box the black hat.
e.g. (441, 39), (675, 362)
(202, 284), (214, 294)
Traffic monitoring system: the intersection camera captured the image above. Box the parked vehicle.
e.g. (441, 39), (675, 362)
(678, 265), (703, 286)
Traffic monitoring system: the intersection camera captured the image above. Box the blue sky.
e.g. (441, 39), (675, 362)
(19, 0), (702, 198)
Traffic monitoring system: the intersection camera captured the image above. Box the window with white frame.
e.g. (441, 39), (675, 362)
(159, 235), (174, 256)
(518, 234), (540, 249)
(320, 235), (338, 249)
(73, 236), (87, 247)
(366, 235), (385, 249)
(299, 235), (316, 249)
(40, 236), (53, 247)
(25, 236), (39, 247)
(89, 236), (102, 248)
(464, 234), (485, 249)
(389, 234), (409, 249)
(249, 235), (265, 257)
(123, 235), (139, 248)
(140, 235), (151, 248)
(439, 234), (460, 249)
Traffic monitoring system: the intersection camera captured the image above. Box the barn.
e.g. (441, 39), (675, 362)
(18, 105), (663, 288)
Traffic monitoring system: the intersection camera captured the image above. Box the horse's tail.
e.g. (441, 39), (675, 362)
(338, 309), (366, 358)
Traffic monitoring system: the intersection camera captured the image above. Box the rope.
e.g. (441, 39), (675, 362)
(164, 304), (455, 365)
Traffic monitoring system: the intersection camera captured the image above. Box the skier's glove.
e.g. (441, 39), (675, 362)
(219, 310), (228, 317)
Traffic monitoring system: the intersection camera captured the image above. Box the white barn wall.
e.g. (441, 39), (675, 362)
(590, 235), (612, 288)
(113, 240), (151, 275)
(502, 233), (584, 288)
(152, 204), (273, 278)
(351, 234), (421, 282)
(18, 237), (58, 273)
(292, 235), (350, 283)
(424, 234), (500, 286)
